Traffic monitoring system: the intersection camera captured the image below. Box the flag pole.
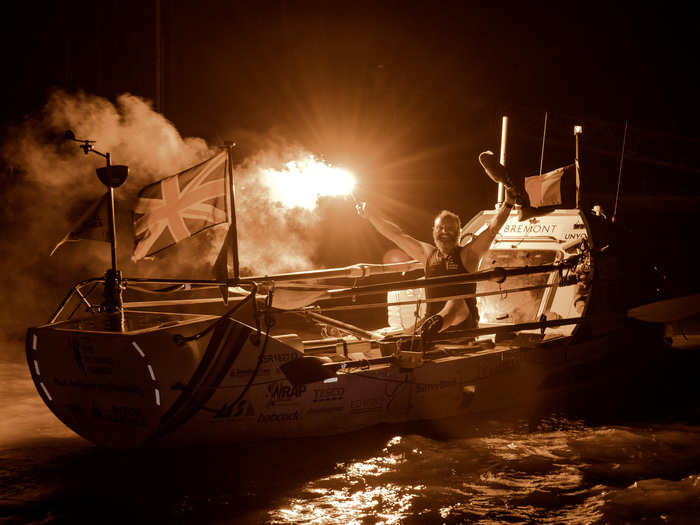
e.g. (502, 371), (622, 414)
(105, 153), (118, 276)
(497, 115), (508, 205)
(64, 130), (128, 315)
(224, 141), (240, 283)
(102, 151), (122, 315)
(96, 150), (128, 315)
(574, 125), (583, 208)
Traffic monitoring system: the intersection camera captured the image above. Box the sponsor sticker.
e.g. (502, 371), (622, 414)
(257, 411), (300, 424)
(313, 387), (345, 403)
(502, 223), (559, 235)
(263, 351), (302, 364)
(71, 336), (114, 375)
(214, 399), (255, 419)
(266, 382), (306, 406)
(53, 376), (145, 398)
(350, 398), (383, 414)
(91, 403), (146, 427)
(307, 405), (344, 415)
(229, 367), (272, 378)
(415, 379), (457, 394)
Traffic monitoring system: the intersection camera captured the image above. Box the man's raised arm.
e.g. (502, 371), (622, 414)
(459, 197), (514, 267)
(357, 202), (433, 264)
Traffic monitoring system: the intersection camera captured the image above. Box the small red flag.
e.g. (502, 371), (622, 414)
(50, 194), (110, 256)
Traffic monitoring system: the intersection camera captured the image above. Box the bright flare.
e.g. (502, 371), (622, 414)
(260, 156), (356, 210)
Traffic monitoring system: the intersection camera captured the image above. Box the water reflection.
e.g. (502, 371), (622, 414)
(271, 436), (416, 524)
(265, 423), (700, 524)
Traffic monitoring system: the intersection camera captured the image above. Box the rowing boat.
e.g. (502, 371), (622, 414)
(27, 205), (664, 447)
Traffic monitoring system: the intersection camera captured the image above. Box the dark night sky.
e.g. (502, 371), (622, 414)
(3, 3), (698, 183)
(1, 1), (698, 259)
(0, 1), (698, 345)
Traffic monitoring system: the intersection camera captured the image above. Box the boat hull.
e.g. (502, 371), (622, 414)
(26, 310), (650, 448)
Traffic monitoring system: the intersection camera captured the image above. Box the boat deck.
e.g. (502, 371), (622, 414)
(47, 310), (216, 334)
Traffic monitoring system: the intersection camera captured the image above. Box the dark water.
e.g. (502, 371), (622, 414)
(3, 357), (700, 525)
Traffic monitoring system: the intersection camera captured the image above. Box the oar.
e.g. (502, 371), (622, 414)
(238, 260), (424, 284)
(269, 258), (580, 310)
(122, 260), (422, 289)
(123, 259), (579, 311)
(301, 311), (383, 340)
(431, 316), (583, 341)
(279, 316), (586, 385)
(627, 294), (700, 323)
(280, 355), (394, 386)
(326, 258), (583, 299)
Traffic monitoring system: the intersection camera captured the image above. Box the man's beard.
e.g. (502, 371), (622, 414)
(434, 234), (457, 254)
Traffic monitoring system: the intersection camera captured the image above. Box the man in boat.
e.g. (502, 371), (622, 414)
(357, 190), (514, 338)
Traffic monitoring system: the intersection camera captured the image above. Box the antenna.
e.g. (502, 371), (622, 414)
(612, 121), (628, 223)
(538, 112), (548, 176)
(574, 125), (583, 208)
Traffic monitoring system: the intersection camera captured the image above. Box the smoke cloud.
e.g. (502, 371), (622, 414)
(0, 90), (345, 360)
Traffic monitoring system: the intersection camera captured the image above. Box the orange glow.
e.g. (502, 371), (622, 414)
(382, 248), (411, 264)
(260, 155), (356, 210)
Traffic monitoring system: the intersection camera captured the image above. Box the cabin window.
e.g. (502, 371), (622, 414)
(476, 249), (557, 324)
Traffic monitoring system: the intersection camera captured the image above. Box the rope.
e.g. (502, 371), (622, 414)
(173, 283), (257, 346)
(180, 287), (275, 414)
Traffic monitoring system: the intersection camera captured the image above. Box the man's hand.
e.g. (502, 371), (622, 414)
(504, 189), (516, 206)
(419, 314), (444, 339)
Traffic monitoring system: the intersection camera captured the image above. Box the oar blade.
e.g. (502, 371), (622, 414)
(280, 356), (337, 385)
(269, 287), (330, 310)
(628, 294), (700, 323)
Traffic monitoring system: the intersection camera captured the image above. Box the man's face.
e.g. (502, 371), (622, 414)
(433, 216), (460, 254)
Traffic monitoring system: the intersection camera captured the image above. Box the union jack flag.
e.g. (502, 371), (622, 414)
(132, 152), (228, 260)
